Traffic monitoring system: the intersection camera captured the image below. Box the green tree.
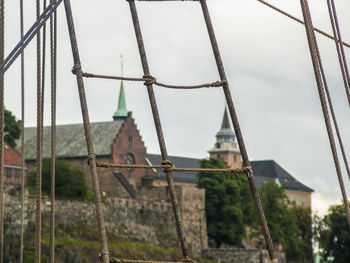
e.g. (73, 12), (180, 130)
(317, 203), (350, 262)
(29, 159), (88, 199)
(4, 109), (20, 148)
(257, 181), (305, 261)
(198, 158), (254, 247)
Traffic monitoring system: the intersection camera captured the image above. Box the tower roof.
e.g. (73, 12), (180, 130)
(221, 108), (231, 129)
(216, 108), (235, 137)
(113, 81), (128, 120)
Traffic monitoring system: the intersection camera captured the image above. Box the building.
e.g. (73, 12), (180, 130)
(4, 141), (27, 186)
(18, 79), (313, 208)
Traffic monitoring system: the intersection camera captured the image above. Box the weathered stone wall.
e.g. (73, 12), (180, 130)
(4, 185), (206, 258)
(202, 248), (286, 263)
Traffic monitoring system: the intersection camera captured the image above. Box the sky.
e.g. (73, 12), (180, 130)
(3, 0), (350, 216)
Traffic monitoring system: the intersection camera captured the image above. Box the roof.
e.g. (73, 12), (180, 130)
(17, 120), (125, 160)
(146, 154), (200, 183)
(4, 142), (25, 167)
(217, 108), (235, 137)
(250, 160), (314, 192)
(147, 155), (313, 193)
(113, 81), (128, 119)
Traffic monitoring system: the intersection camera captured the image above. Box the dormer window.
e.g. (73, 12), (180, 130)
(216, 143), (221, 149)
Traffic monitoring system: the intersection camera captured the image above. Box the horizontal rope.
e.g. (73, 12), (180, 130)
(129, 0), (199, 2)
(257, 0), (350, 49)
(78, 71), (226, 89)
(109, 258), (196, 263)
(94, 160), (251, 174)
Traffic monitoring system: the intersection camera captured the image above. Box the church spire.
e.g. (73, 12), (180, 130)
(113, 56), (128, 121)
(221, 108), (231, 129)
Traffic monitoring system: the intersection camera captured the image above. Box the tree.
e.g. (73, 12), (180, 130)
(29, 159), (88, 199)
(257, 181), (306, 261)
(316, 203), (350, 262)
(198, 158), (254, 247)
(4, 109), (20, 148)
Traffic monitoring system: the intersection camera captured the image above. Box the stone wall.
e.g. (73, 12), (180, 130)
(202, 248), (286, 263)
(4, 185), (206, 258)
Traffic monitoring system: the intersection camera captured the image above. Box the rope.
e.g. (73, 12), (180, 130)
(79, 71), (226, 90)
(34, 0), (43, 261)
(199, 0), (277, 261)
(299, 0), (350, 227)
(49, 1), (57, 262)
(94, 160), (251, 174)
(19, 0), (25, 262)
(63, 0), (110, 262)
(128, 0), (189, 257)
(109, 258), (196, 263)
(257, 0), (350, 49)
(0, 0), (63, 79)
(326, 0), (350, 107)
(0, 0), (4, 261)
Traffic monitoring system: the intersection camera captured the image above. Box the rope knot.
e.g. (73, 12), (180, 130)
(143, 74), (156, 86)
(161, 159), (174, 173)
(245, 166), (253, 178)
(71, 64), (81, 75)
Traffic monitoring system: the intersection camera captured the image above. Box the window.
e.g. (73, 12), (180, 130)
(216, 143), (221, 149)
(234, 155), (237, 162)
(301, 197), (306, 207)
(128, 136), (133, 146)
(5, 168), (12, 177)
(124, 153), (135, 173)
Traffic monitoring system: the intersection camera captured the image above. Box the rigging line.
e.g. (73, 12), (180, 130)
(128, 0), (190, 258)
(34, 0), (43, 261)
(200, 0), (277, 261)
(0, 0), (4, 261)
(63, 0), (110, 262)
(299, 0), (350, 227)
(19, 0), (25, 262)
(42, 0), (47, 128)
(49, 1), (57, 262)
(0, 0), (63, 78)
(257, 0), (350, 49)
(327, 0), (350, 106)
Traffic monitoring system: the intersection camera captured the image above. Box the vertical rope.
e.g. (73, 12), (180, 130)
(35, 0), (43, 262)
(128, 0), (189, 258)
(42, 0), (47, 124)
(199, 0), (277, 261)
(299, 0), (350, 226)
(63, 1), (109, 262)
(19, 0), (25, 262)
(0, 0), (4, 261)
(326, 0), (350, 107)
(49, 0), (57, 261)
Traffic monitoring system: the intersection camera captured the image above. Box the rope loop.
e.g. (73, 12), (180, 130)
(143, 74), (156, 86)
(161, 159), (174, 172)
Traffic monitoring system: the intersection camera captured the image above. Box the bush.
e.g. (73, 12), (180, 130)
(28, 159), (88, 199)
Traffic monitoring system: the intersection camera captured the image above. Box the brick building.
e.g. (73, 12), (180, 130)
(4, 141), (27, 185)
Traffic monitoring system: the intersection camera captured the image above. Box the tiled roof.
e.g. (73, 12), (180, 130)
(4, 142), (25, 167)
(147, 155), (313, 193)
(146, 154), (200, 183)
(17, 121), (124, 160)
(250, 160), (314, 192)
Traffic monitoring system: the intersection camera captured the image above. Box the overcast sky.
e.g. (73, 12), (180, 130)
(3, 0), (350, 216)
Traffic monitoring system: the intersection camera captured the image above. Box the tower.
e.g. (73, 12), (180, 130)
(208, 108), (242, 169)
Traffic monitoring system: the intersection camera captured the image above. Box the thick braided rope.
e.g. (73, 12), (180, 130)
(49, 1), (57, 262)
(19, 0), (25, 262)
(79, 71), (226, 90)
(35, 0), (43, 262)
(257, 0), (350, 49)
(94, 160), (251, 174)
(109, 258), (195, 263)
(327, 0), (350, 106)
(0, 0), (4, 261)
(300, 0), (350, 227)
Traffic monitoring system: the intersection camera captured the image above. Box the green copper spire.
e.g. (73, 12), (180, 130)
(221, 108), (231, 129)
(113, 80), (128, 120)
